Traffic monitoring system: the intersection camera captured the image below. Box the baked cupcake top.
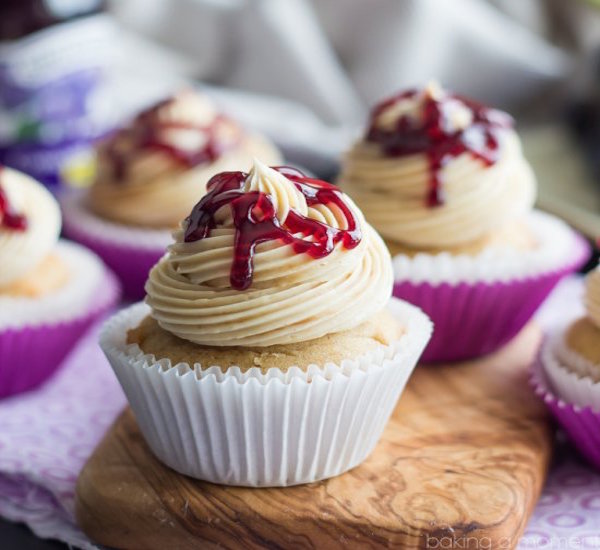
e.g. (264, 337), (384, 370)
(544, 262), (600, 395)
(557, 261), (600, 371)
(145, 159), (393, 347)
(89, 90), (281, 229)
(0, 166), (61, 287)
(338, 82), (536, 250)
(585, 265), (600, 331)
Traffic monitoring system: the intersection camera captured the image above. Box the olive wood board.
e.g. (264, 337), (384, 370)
(75, 325), (552, 549)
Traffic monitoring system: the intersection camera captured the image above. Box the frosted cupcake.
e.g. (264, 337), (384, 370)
(339, 82), (588, 362)
(0, 166), (119, 398)
(100, 160), (432, 486)
(532, 263), (600, 469)
(62, 90), (282, 299)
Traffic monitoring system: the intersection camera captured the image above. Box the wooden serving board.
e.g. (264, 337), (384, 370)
(75, 325), (552, 549)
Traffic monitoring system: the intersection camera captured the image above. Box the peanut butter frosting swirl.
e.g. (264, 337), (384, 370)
(585, 265), (600, 330)
(0, 167), (61, 287)
(90, 91), (281, 229)
(146, 160), (393, 347)
(338, 82), (536, 249)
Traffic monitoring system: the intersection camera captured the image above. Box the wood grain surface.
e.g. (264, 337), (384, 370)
(75, 325), (552, 549)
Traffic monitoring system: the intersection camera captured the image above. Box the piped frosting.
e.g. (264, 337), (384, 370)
(0, 167), (61, 287)
(145, 160), (392, 347)
(339, 82), (536, 249)
(89, 91), (282, 228)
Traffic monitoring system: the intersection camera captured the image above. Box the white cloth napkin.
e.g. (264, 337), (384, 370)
(0, 319), (126, 550)
(107, 0), (587, 172)
(113, 0), (572, 122)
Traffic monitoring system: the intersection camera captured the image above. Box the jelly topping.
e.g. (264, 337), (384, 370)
(184, 166), (362, 290)
(0, 169), (27, 231)
(366, 86), (513, 207)
(106, 96), (241, 181)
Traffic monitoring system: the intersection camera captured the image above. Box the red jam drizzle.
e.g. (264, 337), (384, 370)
(106, 96), (241, 181)
(366, 89), (513, 207)
(184, 167), (362, 290)
(0, 169), (27, 231)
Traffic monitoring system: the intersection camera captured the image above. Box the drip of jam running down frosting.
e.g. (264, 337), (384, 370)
(184, 167), (362, 290)
(366, 89), (513, 207)
(106, 97), (240, 181)
(0, 168), (27, 231)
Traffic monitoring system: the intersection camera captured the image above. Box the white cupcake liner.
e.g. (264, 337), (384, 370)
(554, 330), (600, 381)
(99, 298), (432, 486)
(392, 210), (581, 285)
(543, 334), (600, 412)
(60, 192), (172, 250)
(0, 240), (109, 329)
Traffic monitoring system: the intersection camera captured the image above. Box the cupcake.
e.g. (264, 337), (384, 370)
(338, 82), (588, 362)
(0, 166), (120, 398)
(100, 160), (432, 487)
(62, 90), (282, 299)
(532, 263), (600, 469)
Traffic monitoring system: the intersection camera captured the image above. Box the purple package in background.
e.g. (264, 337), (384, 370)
(0, 13), (116, 187)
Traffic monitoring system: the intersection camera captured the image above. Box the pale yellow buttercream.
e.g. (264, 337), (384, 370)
(90, 91), (282, 229)
(0, 168), (61, 287)
(145, 160), (393, 347)
(338, 84), (537, 249)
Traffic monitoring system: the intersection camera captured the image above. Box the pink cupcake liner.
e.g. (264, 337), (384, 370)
(393, 234), (590, 362)
(530, 350), (600, 470)
(0, 269), (120, 399)
(62, 217), (163, 301)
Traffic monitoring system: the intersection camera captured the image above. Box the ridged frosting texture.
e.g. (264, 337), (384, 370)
(146, 161), (393, 347)
(90, 91), (281, 229)
(338, 83), (537, 249)
(585, 266), (600, 330)
(0, 168), (61, 287)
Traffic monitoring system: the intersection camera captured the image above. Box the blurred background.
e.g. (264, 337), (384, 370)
(2, 0), (600, 241)
(2, 1), (600, 547)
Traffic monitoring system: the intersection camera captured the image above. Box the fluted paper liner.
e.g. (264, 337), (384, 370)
(61, 193), (171, 299)
(543, 335), (600, 412)
(0, 242), (121, 398)
(554, 332), (600, 381)
(393, 212), (589, 362)
(531, 337), (600, 470)
(100, 298), (432, 486)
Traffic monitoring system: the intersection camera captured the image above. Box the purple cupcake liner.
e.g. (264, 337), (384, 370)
(0, 268), (120, 399)
(530, 351), (600, 470)
(393, 234), (590, 362)
(62, 216), (163, 301)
